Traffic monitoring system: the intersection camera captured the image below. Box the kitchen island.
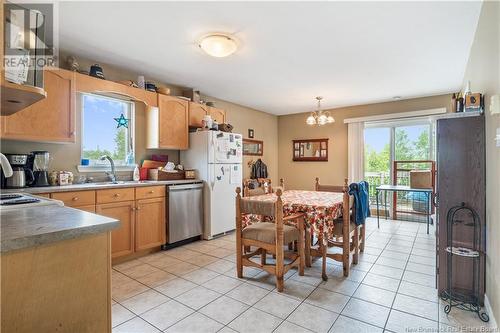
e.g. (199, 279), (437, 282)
(1, 204), (119, 333)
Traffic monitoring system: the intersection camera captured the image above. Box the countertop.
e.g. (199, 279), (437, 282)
(1, 205), (120, 253)
(1, 179), (203, 194)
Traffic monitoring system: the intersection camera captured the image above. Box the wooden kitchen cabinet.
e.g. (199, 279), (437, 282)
(51, 190), (96, 207)
(188, 102), (226, 128)
(47, 185), (167, 260)
(135, 197), (166, 251)
(0, 68), (76, 143)
(96, 201), (136, 258)
(147, 95), (189, 149)
(208, 107), (226, 124)
(189, 102), (210, 127)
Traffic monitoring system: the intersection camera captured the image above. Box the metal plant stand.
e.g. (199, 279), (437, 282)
(440, 203), (489, 322)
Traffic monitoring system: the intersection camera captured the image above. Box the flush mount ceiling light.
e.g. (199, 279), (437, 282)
(199, 34), (238, 58)
(306, 97), (335, 126)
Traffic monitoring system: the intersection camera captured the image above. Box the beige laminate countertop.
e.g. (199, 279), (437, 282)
(1, 179), (203, 194)
(1, 205), (120, 253)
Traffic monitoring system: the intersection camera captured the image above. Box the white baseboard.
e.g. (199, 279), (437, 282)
(485, 294), (498, 329)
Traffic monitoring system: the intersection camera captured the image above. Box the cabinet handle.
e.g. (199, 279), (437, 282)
(136, 207), (141, 210)
(131, 207), (136, 211)
(114, 193), (120, 198)
(148, 190), (154, 194)
(72, 197), (79, 201)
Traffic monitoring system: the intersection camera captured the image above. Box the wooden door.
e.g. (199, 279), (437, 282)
(189, 102), (209, 127)
(436, 115), (485, 303)
(96, 201), (135, 258)
(1, 68), (76, 142)
(209, 107), (226, 124)
(135, 197), (166, 251)
(158, 95), (189, 149)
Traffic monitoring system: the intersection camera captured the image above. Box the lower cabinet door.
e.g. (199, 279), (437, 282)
(96, 201), (135, 258)
(135, 197), (166, 251)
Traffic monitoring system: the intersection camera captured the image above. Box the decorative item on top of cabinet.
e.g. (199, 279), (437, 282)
(243, 139), (264, 156)
(292, 139), (328, 161)
(1, 68), (76, 143)
(146, 95), (189, 149)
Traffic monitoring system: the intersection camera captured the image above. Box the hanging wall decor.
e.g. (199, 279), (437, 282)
(114, 114), (130, 128)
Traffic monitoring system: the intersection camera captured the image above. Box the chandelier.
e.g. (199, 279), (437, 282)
(306, 97), (335, 126)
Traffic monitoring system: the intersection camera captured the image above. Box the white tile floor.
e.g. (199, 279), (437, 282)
(111, 218), (495, 333)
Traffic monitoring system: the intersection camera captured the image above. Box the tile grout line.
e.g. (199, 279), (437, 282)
(381, 221), (419, 331)
(328, 220), (404, 331)
(113, 224), (442, 332)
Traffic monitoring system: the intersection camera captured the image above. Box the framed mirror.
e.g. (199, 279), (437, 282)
(292, 139), (328, 161)
(243, 139), (264, 156)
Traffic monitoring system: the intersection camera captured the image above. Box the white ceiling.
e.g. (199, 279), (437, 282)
(59, 1), (482, 115)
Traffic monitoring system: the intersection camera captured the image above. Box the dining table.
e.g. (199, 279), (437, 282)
(241, 189), (346, 280)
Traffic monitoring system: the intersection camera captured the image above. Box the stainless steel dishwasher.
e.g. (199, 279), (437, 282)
(167, 182), (204, 244)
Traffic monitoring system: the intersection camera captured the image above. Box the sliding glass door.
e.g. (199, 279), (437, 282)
(364, 127), (391, 206)
(364, 118), (435, 214)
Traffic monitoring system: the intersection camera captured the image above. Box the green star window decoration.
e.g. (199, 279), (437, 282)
(114, 113), (130, 128)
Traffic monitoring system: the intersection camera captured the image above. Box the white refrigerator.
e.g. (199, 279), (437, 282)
(180, 131), (243, 239)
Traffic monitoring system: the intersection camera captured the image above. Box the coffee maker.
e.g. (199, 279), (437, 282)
(2, 154), (34, 188)
(28, 151), (50, 187)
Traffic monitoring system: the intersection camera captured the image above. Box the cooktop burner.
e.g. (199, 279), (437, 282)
(1, 198), (41, 205)
(0, 194), (23, 200)
(0, 193), (63, 211)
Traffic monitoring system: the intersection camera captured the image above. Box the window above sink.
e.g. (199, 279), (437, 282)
(80, 93), (135, 170)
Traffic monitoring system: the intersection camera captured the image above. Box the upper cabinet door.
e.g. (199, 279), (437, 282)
(188, 102), (209, 128)
(208, 107), (226, 124)
(158, 95), (189, 149)
(0, 68), (76, 143)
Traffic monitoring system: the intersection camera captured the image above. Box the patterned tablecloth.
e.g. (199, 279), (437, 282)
(241, 190), (344, 239)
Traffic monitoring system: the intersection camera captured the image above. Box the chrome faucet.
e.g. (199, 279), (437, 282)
(100, 155), (117, 183)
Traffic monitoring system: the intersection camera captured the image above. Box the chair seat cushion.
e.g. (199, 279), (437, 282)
(242, 222), (299, 244)
(332, 218), (356, 236)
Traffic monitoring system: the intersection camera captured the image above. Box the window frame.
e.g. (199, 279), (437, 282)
(79, 93), (136, 172)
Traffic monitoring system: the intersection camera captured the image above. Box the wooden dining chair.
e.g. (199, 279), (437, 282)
(235, 187), (305, 291)
(312, 177), (365, 278)
(243, 178), (285, 197)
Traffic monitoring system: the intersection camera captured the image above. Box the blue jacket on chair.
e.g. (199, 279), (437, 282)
(349, 181), (370, 225)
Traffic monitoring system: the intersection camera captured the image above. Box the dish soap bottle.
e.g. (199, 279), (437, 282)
(133, 165), (140, 181)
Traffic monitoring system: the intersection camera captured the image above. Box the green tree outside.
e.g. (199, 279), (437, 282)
(365, 128), (431, 173)
(83, 128), (128, 162)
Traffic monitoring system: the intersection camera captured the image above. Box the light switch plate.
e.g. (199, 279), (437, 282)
(496, 128), (500, 147)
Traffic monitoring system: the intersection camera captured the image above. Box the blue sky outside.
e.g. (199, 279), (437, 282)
(364, 125), (429, 152)
(82, 94), (131, 153)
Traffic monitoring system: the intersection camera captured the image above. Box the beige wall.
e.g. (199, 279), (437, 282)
(200, 95), (278, 181)
(278, 94), (452, 190)
(1, 52), (278, 182)
(462, 1), (500, 322)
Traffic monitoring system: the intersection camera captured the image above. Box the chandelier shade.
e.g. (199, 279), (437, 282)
(306, 97), (335, 126)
